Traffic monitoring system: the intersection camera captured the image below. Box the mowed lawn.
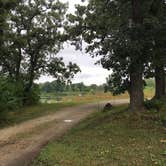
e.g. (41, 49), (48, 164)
(33, 104), (166, 166)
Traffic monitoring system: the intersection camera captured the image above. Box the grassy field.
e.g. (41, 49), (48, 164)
(41, 89), (154, 104)
(33, 103), (166, 166)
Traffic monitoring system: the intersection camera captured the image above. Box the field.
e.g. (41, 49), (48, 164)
(40, 88), (154, 104)
(33, 104), (166, 166)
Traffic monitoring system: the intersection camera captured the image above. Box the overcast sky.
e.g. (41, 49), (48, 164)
(38, 0), (111, 85)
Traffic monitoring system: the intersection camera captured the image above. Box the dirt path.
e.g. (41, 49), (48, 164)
(0, 99), (128, 166)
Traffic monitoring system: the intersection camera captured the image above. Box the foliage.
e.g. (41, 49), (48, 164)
(145, 79), (155, 89)
(104, 74), (130, 95)
(144, 98), (166, 111)
(24, 84), (40, 105)
(0, 0), (80, 109)
(66, 0), (153, 110)
(66, 0), (166, 110)
(0, 77), (23, 111)
(40, 81), (104, 94)
(40, 80), (66, 93)
(105, 77), (155, 95)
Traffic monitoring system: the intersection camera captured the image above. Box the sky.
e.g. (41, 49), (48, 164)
(38, 0), (111, 85)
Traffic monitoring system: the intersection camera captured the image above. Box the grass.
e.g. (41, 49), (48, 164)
(40, 92), (129, 104)
(0, 91), (130, 129)
(144, 87), (155, 99)
(33, 104), (166, 166)
(0, 92), (126, 129)
(0, 102), (77, 128)
(40, 89), (154, 104)
(0, 89), (154, 129)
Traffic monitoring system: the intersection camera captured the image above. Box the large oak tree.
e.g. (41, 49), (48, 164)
(67, 0), (151, 111)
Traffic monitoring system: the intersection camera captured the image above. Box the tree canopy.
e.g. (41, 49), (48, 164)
(67, 0), (166, 110)
(0, 0), (80, 107)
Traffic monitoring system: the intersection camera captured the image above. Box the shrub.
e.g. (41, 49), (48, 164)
(24, 84), (40, 105)
(144, 98), (165, 111)
(0, 77), (24, 111)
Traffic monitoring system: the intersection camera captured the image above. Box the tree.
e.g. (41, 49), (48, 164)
(0, 0), (80, 105)
(40, 79), (66, 93)
(67, 0), (154, 111)
(140, 0), (166, 99)
(0, 0), (20, 64)
(150, 0), (166, 99)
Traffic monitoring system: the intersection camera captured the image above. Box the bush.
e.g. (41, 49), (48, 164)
(0, 77), (24, 123)
(0, 77), (24, 111)
(144, 98), (166, 111)
(24, 84), (40, 105)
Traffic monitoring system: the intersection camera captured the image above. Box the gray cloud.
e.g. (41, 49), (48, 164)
(38, 0), (111, 85)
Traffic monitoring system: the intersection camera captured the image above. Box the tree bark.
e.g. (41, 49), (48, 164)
(129, 70), (144, 111)
(25, 57), (36, 94)
(129, 0), (144, 111)
(15, 48), (22, 81)
(154, 65), (165, 99)
(132, 0), (143, 24)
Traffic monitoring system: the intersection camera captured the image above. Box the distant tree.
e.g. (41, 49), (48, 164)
(40, 81), (103, 94)
(52, 79), (66, 93)
(90, 84), (97, 91)
(40, 79), (66, 94)
(40, 82), (53, 93)
(71, 82), (86, 92)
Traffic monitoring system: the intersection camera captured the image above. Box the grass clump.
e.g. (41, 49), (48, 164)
(33, 104), (166, 166)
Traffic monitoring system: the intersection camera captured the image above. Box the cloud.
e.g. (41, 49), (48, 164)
(38, 0), (111, 85)
(72, 66), (111, 85)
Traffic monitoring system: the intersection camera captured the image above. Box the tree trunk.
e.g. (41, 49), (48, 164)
(129, 70), (144, 111)
(24, 53), (36, 103)
(25, 60), (35, 94)
(154, 65), (165, 99)
(129, 0), (144, 111)
(23, 60), (35, 105)
(132, 0), (143, 24)
(15, 48), (22, 81)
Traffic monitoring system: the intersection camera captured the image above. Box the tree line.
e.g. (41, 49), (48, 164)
(0, 0), (165, 111)
(40, 81), (104, 94)
(40, 79), (154, 95)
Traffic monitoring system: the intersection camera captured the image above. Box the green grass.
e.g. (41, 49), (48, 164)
(33, 105), (166, 166)
(0, 102), (77, 128)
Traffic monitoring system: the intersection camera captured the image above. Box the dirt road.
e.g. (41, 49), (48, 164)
(0, 99), (128, 166)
